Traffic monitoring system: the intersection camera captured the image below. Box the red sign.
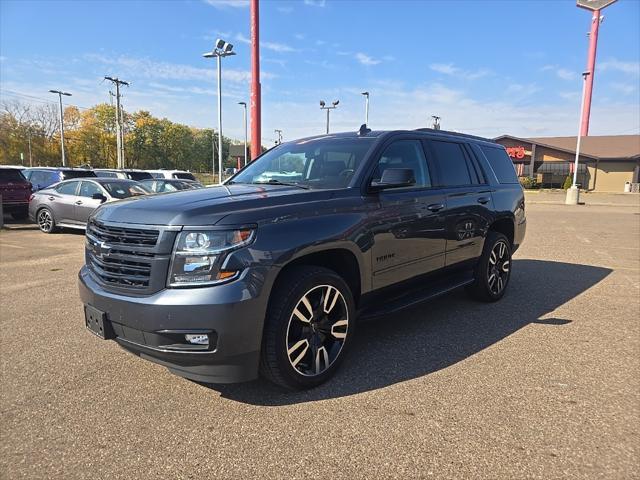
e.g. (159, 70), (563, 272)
(506, 146), (526, 159)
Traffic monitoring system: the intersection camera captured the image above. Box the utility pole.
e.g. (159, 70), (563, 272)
(27, 128), (33, 167)
(432, 115), (441, 130)
(319, 100), (339, 134)
(104, 76), (129, 169)
(49, 90), (72, 166)
(274, 129), (283, 145)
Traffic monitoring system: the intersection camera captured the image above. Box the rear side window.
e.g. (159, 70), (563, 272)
(481, 146), (519, 184)
(127, 171), (153, 181)
(0, 169), (27, 182)
(429, 140), (472, 186)
(95, 171), (118, 178)
(56, 181), (79, 195)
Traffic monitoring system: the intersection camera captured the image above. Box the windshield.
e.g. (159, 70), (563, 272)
(174, 172), (196, 180)
(230, 137), (375, 190)
(126, 171), (153, 181)
(101, 181), (150, 199)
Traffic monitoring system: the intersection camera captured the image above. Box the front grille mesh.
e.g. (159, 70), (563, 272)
(86, 220), (160, 291)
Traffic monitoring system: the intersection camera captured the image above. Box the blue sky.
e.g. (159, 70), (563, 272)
(1, 0), (639, 144)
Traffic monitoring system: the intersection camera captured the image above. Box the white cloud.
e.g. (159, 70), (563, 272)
(203, 0), (249, 8)
(610, 82), (637, 95)
(600, 58), (640, 76)
(355, 53), (381, 66)
(234, 33), (298, 52)
(506, 83), (541, 97)
(542, 65), (576, 81)
(429, 63), (490, 80)
(304, 0), (326, 6)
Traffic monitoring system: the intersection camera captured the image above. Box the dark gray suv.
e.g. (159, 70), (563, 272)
(78, 128), (526, 389)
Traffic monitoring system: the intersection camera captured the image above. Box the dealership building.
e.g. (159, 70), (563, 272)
(494, 135), (640, 192)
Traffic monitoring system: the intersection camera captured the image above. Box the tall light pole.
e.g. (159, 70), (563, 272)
(566, 71), (591, 206)
(238, 101), (248, 166)
(204, 39), (236, 184)
(576, 0), (617, 136)
(319, 100), (339, 134)
(250, 0), (261, 161)
(49, 89), (71, 166)
(361, 92), (369, 125)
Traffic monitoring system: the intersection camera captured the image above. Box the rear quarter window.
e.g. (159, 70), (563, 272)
(0, 169), (27, 182)
(480, 146), (519, 184)
(173, 172), (196, 180)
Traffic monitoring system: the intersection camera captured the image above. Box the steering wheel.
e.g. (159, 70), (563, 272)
(338, 169), (355, 179)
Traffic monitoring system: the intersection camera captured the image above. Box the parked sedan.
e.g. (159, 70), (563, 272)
(29, 178), (150, 233)
(138, 178), (204, 193)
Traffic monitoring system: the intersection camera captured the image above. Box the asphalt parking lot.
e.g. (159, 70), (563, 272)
(1, 199), (638, 479)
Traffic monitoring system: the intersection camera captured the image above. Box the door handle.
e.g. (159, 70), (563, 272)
(75, 200), (83, 205)
(477, 197), (490, 205)
(427, 203), (445, 212)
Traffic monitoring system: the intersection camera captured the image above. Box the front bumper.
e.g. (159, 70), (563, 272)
(78, 265), (275, 383)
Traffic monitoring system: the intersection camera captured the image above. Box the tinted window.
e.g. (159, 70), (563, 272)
(481, 146), (519, 184)
(61, 170), (96, 179)
(101, 181), (150, 199)
(429, 140), (472, 186)
(126, 171), (153, 181)
(0, 169), (27, 182)
(28, 170), (48, 186)
(79, 181), (103, 198)
(173, 172), (196, 180)
(373, 140), (431, 187)
(56, 181), (79, 195)
(150, 172), (164, 178)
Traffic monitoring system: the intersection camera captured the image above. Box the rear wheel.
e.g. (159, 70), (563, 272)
(260, 266), (356, 390)
(466, 231), (512, 302)
(37, 207), (57, 234)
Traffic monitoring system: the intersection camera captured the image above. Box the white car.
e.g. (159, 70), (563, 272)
(146, 169), (197, 181)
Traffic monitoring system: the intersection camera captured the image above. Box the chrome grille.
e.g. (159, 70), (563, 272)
(86, 220), (166, 292)
(87, 220), (159, 246)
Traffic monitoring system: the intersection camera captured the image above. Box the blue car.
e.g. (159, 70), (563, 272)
(23, 167), (97, 191)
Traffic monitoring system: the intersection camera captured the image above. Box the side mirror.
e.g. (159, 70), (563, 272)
(92, 193), (107, 203)
(370, 168), (415, 191)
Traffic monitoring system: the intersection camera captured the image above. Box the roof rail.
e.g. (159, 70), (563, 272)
(414, 128), (494, 143)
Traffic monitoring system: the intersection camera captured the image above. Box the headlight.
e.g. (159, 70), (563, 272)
(168, 228), (254, 287)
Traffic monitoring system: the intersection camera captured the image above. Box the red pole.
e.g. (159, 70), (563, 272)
(580, 9), (600, 137)
(250, 0), (261, 160)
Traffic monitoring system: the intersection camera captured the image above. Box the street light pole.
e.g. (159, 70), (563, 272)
(566, 71), (590, 206)
(361, 92), (369, 125)
(49, 89), (71, 166)
(204, 39), (236, 184)
(319, 100), (339, 134)
(239, 102), (248, 166)
(274, 129), (282, 145)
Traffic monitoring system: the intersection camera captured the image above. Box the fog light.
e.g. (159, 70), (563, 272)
(185, 334), (209, 346)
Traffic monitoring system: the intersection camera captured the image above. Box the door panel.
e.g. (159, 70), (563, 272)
(75, 181), (104, 225)
(51, 181), (80, 223)
(370, 190), (447, 289)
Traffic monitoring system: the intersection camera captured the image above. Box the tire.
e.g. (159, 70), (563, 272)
(466, 231), (512, 302)
(260, 266), (356, 390)
(36, 207), (57, 234)
(11, 207), (28, 220)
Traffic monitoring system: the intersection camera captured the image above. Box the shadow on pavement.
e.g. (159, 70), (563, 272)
(1, 214), (39, 231)
(204, 259), (611, 405)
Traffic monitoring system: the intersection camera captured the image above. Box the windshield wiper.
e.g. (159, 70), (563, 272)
(251, 179), (310, 189)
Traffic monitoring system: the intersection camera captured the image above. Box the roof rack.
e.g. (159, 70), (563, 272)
(414, 128), (493, 143)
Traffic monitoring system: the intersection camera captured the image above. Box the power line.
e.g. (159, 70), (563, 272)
(1, 89), (91, 110)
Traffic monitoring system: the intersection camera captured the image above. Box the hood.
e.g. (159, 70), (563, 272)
(92, 184), (323, 226)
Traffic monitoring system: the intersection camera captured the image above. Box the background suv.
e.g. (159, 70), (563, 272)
(0, 166), (32, 219)
(79, 128), (526, 390)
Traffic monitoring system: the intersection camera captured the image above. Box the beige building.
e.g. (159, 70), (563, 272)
(494, 135), (640, 192)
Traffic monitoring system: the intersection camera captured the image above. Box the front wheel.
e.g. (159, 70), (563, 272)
(260, 266), (356, 390)
(466, 231), (512, 302)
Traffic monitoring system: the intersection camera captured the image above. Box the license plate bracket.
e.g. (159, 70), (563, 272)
(84, 305), (115, 340)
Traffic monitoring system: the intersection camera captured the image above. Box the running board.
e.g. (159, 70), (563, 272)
(358, 272), (474, 321)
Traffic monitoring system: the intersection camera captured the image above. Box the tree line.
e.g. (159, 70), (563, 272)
(0, 100), (251, 171)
